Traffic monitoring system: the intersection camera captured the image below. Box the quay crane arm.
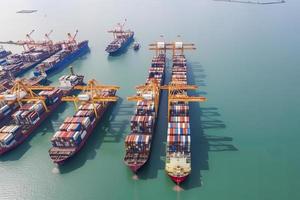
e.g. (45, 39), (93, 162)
(165, 42), (196, 58)
(67, 30), (78, 45)
(0, 79), (55, 112)
(149, 41), (167, 56)
(45, 30), (53, 45)
(26, 29), (35, 43)
(127, 79), (160, 115)
(161, 83), (207, 119)
(62, 79), (119, 117)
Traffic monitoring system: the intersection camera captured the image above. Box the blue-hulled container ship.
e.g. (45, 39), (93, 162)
(0, 44), (62, 77)
(0, 47), (12, 59)
(105, 21), (134, 55)
(34, 39), (89, 77)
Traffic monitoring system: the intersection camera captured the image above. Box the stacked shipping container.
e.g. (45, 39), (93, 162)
(50, 102), (99, 148)
(164, 54), (196, 184)
(0, 125), (21, 147)
(167, 55), (191, 156)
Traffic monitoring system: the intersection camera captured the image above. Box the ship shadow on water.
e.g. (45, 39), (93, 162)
(180, 61), (237, 190)
(58, 97), (131, 174)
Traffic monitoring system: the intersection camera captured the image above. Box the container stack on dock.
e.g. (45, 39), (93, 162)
(165, 55), (192, 184)
(124, 51), (166, 173)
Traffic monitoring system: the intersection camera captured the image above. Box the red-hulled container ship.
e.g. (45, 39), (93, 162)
(124, 42), (167, 173)
(0, 73), (84, 155)
(165, 54), (191, 184)
(49, 80), (119, 165)
(164, 42), (206, 185)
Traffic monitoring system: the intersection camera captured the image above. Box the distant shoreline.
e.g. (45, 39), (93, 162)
(213, 0), (286, 5)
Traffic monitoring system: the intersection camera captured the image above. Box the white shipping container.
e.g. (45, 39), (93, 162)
(78, 94), (90, 101)
(81, 130), (87, 139)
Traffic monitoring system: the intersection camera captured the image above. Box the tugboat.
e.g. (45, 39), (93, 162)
(105, 20), (134, 55)
(24, 67), (48, 86)
(133, 42), (140, 51)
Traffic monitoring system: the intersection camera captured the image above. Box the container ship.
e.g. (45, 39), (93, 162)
(1, 43), (62, 77)
(165, 55), (191, 184)
(49, 79), (119, 165)
(164, 45), (206, 184)
(105, 20), (134, 55)
(34, 31), (89, 77)
(0, 46), (12, 59)
(0, 73), (84, 155)
(124, 43), (167, 172)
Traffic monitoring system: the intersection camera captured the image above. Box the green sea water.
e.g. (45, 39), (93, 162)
(0, 0), (300, 199)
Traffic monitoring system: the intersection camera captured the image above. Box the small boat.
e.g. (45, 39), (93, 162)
(133, 43), (140, 51)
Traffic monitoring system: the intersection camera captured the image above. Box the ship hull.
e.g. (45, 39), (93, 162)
(14, 49), (61, 77)
(34, 41), (89, 77)
(49, 102), (113, 165)
(169, 174), (188, 185)
(106, 35), (134, 55)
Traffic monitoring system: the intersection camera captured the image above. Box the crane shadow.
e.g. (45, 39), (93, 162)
(180, 61), (237, 190)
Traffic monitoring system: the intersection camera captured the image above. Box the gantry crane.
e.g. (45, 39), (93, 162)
(0, 79), (55, 112)
(44, 30), (54, 46)
(149, 37), (196, 57)
(127, 78), (161, 115)
(16, 29), (58, 51)
(61, 79), (119, 117)
(160, 83), (206, 119)
(149, 40), (167, 57)
(16, 30), (36, 51)
(166, 40), (196, 58)
(108, 19), (129, 39)
(67, 30), (78, 45)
